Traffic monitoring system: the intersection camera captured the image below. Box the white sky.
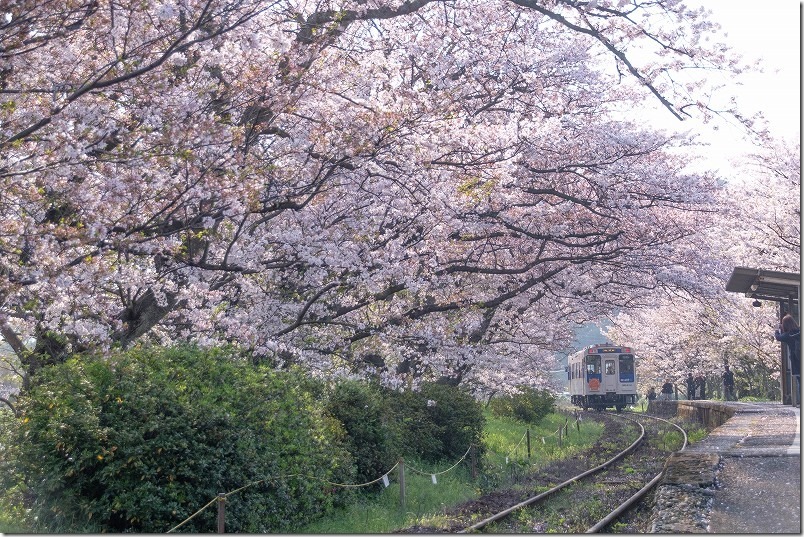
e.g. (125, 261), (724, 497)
(698, 0), (800, 140)
(635, 1), (800, 173)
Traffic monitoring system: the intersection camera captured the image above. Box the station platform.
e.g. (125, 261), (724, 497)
(653, 401), (800, 533)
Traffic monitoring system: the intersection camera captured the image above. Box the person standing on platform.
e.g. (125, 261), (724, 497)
(646, 387), (657, 401)
(722, 365), (735, 401)
(775, 314), (801, 405)
(660, 379), (674, 400)
(686, 372), (696, 400)
(695, 375), (706, 400)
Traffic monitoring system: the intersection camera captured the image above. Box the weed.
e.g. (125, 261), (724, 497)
(610, 520), (629, 532)
(684, 423), (710, 444)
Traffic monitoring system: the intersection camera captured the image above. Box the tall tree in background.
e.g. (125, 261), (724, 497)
(0, 0), (754, 401)
(604, 140), (800, 397)
(728, 140), (801, 270)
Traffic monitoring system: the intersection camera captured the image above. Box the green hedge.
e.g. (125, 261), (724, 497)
(325, 380), (486, 477)
(324, 380), (394, 484)
(1, 346), (489, 532)
(1, 346), (353, 533)
(385, 382), (485, 463)
(489, 386), (556, 424)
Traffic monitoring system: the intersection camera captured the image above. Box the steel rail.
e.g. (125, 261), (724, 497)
(457, 412), (646, 534)
(585, 412), (688, 533)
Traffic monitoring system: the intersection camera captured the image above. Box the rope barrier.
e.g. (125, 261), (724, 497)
(314, 462), (401, 488)
(537, 415), (582, 445)
(539, 425), (561, 443)
(406, 444), (473, 477)
(503, 430), (528, 462)
(167, 414), (587, 532)
(165, 462), (402, 532)
(166, 496), (219, 533)
(499, 414), (585, 463)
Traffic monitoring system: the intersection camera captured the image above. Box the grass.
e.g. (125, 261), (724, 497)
(297, 409), (604, 533)
(684, 422), (710, 444)
(298, 466), (479, 533)
(482, 411), (603, 485)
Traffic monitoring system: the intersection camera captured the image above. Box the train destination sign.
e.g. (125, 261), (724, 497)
(589, 347), (631, 354)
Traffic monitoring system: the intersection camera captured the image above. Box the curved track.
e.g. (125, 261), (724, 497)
(456, 411), (688, 534)
(585, 412), (687, 533)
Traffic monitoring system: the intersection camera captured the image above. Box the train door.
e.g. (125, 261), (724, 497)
(603, 358), (617, 392)
(585, 355), (601, 393)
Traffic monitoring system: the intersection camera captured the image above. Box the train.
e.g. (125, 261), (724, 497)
(566, 343), (637, 411)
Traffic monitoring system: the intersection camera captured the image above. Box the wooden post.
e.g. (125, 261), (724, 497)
(217, 493), (226, 533)
(470, 445), (478, 481)
(558, 427), (562, 448)
(526, 429), (531, 458)
(398, 458), (406, 510)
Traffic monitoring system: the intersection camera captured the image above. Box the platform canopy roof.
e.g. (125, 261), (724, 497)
(725, 266), (800, 306)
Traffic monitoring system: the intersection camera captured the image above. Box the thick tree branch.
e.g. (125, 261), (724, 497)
(508, 0), (684, 120)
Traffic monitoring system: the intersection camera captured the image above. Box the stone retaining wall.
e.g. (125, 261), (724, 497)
(646, 400), (678, 418)
(646, 400), (736, 430)
(676, 401), (736, 429)
(646, 400), (736, 533)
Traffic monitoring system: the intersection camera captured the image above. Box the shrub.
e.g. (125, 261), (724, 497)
(419, 383), (485, 461)
(324, 380), (394, 484)
(385, 387), (444, 462)
(0, 407), (29, 533)
(385, 383), (485, 463)
(489, 386), (556, 424)
(2, 345), (353, 533)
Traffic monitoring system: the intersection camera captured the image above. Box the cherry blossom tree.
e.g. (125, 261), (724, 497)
(604, 139), (800, 399)
(604, 294), (781, 398)
(0, 0), (752, 403)
(727, 140), (800, 271)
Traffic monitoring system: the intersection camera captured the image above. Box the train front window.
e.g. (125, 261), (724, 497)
(619, 355), (634, 374)
(585, 355), (600, 374)
(619, 354), (635, 381)
(605, 360), (616, 375)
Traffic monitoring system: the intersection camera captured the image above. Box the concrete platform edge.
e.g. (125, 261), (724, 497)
(645, 401), (801, 533)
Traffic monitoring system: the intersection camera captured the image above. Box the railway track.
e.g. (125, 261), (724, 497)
(455, 411), (688, 534)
